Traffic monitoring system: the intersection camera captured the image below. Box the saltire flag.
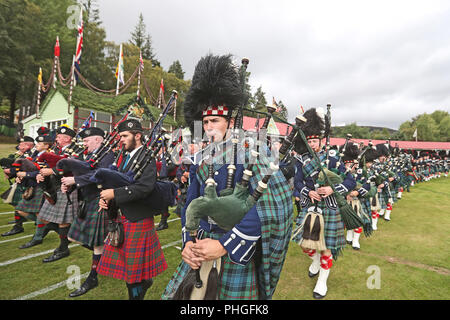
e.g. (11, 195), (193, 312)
(81, 111), (94, 130)
(54, 36), (60, 57)
(115, 44), (125, 85)
(74, 8), (83, 84)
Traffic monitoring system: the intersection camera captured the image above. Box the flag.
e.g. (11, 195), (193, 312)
(160, 78), (164, 94)
(37, 68), (43, 85)
(73, 9), (83, 83)
(272, 97), (280, 112)
(139, 50), (144, 71)
(413, 128), (417, 138)
(81, 111), (94, 130)
(115, 44), (125, 85)
(54, 36), (60, 57)
(300, 105), (305, 114)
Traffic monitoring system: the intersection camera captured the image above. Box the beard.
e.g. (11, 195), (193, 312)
(126, 137), (137, 152)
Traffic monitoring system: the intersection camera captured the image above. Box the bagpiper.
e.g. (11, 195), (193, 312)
(162, 54), (293, 300)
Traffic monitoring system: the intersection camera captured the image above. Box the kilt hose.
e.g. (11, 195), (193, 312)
(68, 195), (108, 248)
(39, 189), (78, 224)
(11, 184), (26, 206)
(292, 198), (346, 259)
(162, 231), (259, 300)
(97, 215), (167, 284)
(15, 187), (44, 214)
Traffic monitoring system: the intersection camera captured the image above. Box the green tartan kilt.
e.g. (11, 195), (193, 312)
(11, 185), (26, 206)
(162, 230), (259, 300)
(291, 198), (346, 259)
(378, 190), (388, 209)
(68, 195), (108, 247)
(355, 198), (372, 228)
(15, 187), (44, 214)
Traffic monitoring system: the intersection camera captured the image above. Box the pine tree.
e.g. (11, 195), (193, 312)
(168, 60), (185, 80)
(130, 13), (160, 67)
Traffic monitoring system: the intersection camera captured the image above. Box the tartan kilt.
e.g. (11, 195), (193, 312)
(97, 215), (167, 284)
(68, 195), (108, 247)
(11, 185), (26, 206)
(354, 198), (372, 228)
(291, 197), (346, 259)
(39, 189), (78, 224)
(378, 189), (388, 209)
(15, 187), (44, 214)
(359, 197), (372, 222)
(162, 231), (259, 300)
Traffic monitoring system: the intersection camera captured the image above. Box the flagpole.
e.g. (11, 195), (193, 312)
(36, 68), (42, 119)
(137, 50), (142, 99)
(68, 55), (75, 115)
(115, 44), (123, 96)
(52, 36), (59, 89)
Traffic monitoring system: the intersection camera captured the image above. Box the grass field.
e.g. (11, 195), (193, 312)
(0, 143), (449, 300)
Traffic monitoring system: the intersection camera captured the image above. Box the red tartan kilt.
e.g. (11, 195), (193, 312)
(97, 215), (167, 284)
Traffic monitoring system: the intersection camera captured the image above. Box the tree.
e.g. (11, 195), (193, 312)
(130, 13), (160, 67)
(398, 110), (448, 141)
(275, 100), (288, 122)
(252, 86), (267, 112)
(168, 60), (185, 80)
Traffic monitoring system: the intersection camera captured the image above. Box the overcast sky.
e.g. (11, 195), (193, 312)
(97, 0), (450, 129)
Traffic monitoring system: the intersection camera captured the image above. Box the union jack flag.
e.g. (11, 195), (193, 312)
(74, 8), (83, 83)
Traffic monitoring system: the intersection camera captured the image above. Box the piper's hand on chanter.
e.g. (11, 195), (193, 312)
(40, 168), (54, 177)
(309, 190), (322, 203)
(191, 238), (227, 262)
(100, 189), (114, 201)
(61, 176), (75, 186)
(317, 186), (333, 198)
(98, 198), (109, 211)
(36, 173), (44, 183)
(16, 171), (26, 179)
(182, 241), (203, 269)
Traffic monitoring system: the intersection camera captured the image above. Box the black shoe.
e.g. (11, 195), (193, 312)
(69, 276), (98, 298)
(308, 271), (319, 278)
(19, 238), (43, 249)
(313, 292), (326, 299)
(1, 225), (24, 237)
(156, 221), (168, 231)
(42, 248), (70, 263)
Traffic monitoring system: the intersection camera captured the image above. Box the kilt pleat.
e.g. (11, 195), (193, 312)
(161, 231), (259, 300)
(15, 187), (44, 213)
(39, 189), (78, 224)
(68, 195), (108, 247)
(97, 215), (167, 284)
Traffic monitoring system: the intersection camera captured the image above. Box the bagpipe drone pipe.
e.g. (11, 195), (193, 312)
(87, 91), (179, 217)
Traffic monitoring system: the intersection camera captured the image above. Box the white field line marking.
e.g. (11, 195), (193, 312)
(0, 221), (34, 229)
(0, 211), (15, 215)
(14, 272), (90, 301)
(0, 218), (181, 265)
(0, 234), (32, 244)
(13, 239), (183, 300)
(0, 244), (80, 267)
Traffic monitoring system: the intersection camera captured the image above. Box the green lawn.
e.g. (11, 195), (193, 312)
(0, 141), (449, 300)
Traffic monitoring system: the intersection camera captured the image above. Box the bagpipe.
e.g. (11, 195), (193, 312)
(87, 91), (179, 218)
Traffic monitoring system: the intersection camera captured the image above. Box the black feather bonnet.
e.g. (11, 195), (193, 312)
(183, 54), (244, 133)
